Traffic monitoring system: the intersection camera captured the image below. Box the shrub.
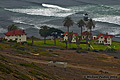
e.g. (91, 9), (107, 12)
(99, 70), (103, 73)
(105, 48), (117, 53)
(114, 57), (118, 59)
(99, 49), (103, 52)
(49, 50), (53, 52)
(8, 39), (17, 42)
(71, 48), (76, 50)
(52, 53), (59, 55)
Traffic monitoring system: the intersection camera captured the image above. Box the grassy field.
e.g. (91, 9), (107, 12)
(27, 40), (120, 50)
(27, 40), (90, 49)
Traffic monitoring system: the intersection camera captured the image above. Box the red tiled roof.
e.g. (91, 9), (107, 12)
(97, 34), (113, 38)
(63, 32), (79, 36)
(81, 31), (92, 35)
(95, 34), (113, 41)
(95, 38), (98, 41)
(4, 30), (27, 36)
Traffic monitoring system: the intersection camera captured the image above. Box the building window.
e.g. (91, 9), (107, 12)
(15, 38), (18, 40)
(83, 36), (84, 38)
(101, 36), (103, 39)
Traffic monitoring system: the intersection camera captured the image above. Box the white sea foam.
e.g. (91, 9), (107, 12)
(0, 28), (7, 33)
(93, 16), (120, 25)
(42, 3), (71, 11)
(4, 3), (74, 17)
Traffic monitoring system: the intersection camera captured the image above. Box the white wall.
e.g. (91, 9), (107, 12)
(5, 34), (27, 42)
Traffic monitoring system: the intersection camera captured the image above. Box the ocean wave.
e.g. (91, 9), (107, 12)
(5, 8), (74, 17)
(0, 28), (7, 33)
(93, 16), (120, 25)
(42, 3), (71, 11)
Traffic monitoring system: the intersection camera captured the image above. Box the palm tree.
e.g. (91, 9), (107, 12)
(68, 32), (73, 47)
(77, 19), (86, 35)
(86, 19), (95, 39)
(76, 36), (81, 49)
(8, 24), (18, 31)
(39, 25), (49, 44)
(31, 36), (35, 45)
(63, 17), (74, 32)
(85, 32), (90, 44)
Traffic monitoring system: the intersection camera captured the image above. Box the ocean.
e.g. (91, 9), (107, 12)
(0, 0), (120, 41)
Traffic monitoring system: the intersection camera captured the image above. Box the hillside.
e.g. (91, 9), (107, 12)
(0, 42), (120, 80)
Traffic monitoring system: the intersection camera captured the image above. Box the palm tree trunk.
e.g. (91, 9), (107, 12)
(86, 36), (88, 44)
(90, 29), (92, 40)
(44, 37), (46, 44)
(32, 39), (33, 45)
(67, 27), (69, 32)
(81, 26), (82, 36)
(54, 37), (56, 46)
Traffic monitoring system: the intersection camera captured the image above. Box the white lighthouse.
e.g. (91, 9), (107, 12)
(83, 13), (89, 32)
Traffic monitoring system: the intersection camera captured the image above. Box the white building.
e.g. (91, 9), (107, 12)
(81, 31), (92, 40)
(4, 30), (27, 43)
(95, 34), (113, 45)
(63, 32), (79, 43)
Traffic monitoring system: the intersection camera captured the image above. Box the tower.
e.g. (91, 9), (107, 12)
(83, 13), (89, 31)
(83, 13), (88, 21)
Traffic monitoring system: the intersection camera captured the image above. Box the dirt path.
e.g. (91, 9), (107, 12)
(1, 53), (120, 75)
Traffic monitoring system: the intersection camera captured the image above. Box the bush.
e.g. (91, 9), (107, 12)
(99, 49), (103, 52)
(70, 48), (76, 50)
(76, 50), (88, 53)
(8, 39), (17, 42)
(49, 50), (53, 52)
(105, 48), (117, 53)
(114, 57), (118, 59)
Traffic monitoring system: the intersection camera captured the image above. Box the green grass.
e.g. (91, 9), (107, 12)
(110, 41), (120, 49)
(27, 40), (90, 49)
(27, 40), (120, 50)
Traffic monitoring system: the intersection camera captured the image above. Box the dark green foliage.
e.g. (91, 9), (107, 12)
(39, 25), (50, 44)
(114, 57), (118, 59)
(63, 17), (74, 32)
(49, 27), (64, 46)
(76, 50), (88, 53)
(8, 24), (18, 31)
(8, 39), (17, 42)
(105, 48), (117, 53)
(52, 53), (59, 55)
(77, 19), (86, 35)
(99, 70), (103, 73)
(49, 50), (53, 52)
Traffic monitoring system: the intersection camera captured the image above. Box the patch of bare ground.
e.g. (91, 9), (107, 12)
(1, 43), (120, 80)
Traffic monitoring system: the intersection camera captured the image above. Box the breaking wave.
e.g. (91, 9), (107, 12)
(42, 3), (71, 11)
